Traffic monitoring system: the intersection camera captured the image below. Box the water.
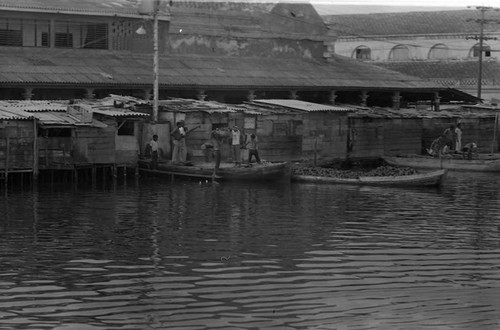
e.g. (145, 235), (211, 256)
(1, 172), (500, 329)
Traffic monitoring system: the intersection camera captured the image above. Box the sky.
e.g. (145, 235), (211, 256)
(309, 0), (498, 15)
(310, 0), (497, 6)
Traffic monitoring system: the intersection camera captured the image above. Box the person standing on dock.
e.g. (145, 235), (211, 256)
(149, 134), (159, 169)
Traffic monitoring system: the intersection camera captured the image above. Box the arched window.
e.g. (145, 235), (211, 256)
(353, 45), (371, 60)
(428, 43), (449, 60)
(389, 45), (409, 60)
(471, 43), (491, 57)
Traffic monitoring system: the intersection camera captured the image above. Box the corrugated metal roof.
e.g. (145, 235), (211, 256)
(0, 108), (33, 120)
(0, 100), (68, 112)
(31, 111), (107, 127)
(0, 48), (441, 91)
(92, 108), (149, 118)
(252, 99), (354, 112)
(158, 98), (237, 113)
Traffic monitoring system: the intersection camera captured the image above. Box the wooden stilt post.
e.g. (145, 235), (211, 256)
(4, 137), (9, 187)
(92, 165), (97, 187)
(33, 118), (39, 184)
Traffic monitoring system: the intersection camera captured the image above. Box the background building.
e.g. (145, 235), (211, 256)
(0, 0), (475, 109)
(324, 9), (500, 101)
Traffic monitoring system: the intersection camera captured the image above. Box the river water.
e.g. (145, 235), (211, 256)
(1, 171), (500, 330)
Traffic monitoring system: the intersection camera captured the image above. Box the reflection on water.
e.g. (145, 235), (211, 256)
(1, 172), (500, 329)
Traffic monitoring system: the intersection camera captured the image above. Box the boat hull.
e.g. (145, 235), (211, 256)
(384, 155), (500, 172)
(292, 169), (447, 187)
(139, 161), (291, 182)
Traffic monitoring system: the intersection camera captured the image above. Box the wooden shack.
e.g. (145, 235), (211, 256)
(247, 100), (351, 162)
(3, 98), (149, 183)
(157, 99), (235, 162)
(154, 98), (352, 164)
(89, 104), (149, 170)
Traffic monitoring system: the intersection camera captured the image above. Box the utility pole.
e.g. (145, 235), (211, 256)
(466, 6), (500, 100)
(138, 0), (161, 123)
(152, 0), (159, 123)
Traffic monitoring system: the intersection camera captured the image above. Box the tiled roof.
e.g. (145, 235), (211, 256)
(0, 47), (441, 91)
(325, 9), (500, 37)
(373, 60), (500, 80)
(171, 1), (275, 13)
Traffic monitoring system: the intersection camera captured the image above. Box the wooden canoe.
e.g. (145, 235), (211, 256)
(292, 169), (447, 187)
(139, 160), (291, 182)
(384, 154), (500, 172)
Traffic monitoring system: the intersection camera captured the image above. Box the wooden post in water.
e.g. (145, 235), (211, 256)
(4, 137), (9, 187)
(492, 113), (499, 154)
(33, 118), (39, 183)
(92, 165), (97, 187)
(314, 138), (318, 167)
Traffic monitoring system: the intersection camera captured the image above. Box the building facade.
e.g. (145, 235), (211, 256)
(324, 9), (500, 101)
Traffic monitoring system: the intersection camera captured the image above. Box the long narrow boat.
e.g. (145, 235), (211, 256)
(139, 160), (291, 182)
(292, 169), (447, 187)
(383, 154), (500, 172)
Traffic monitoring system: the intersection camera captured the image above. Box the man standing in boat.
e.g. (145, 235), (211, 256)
(248, 133), (261, 164)
(210, 129), (223, 177)
(171, 121), (183, 164)
(149, 134), (159, 170)
(455, 122), (463, 153)
(231, 126), (244, 167)
(442, 124), (456, 151)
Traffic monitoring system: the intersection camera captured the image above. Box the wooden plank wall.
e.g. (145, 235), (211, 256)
(348, 117), (384, 159)
(74, 126), (116, 164)
(383, 118), (422, 156)
(115, 121), (141, 166)
(256, 114), (302, 162)
(0, 121), (35, 171)
(301, 113), (348, 162)
(349, 117), (422, 159)
(38, 137), (72, 169)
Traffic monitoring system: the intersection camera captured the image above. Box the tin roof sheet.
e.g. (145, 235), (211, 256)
(0, 108), (33, 120)
(0, 100), (68, 112)
(31, 111), (107, 127)
(91, 108), (149, 118)
(252, 99), (354, 112)
(158, 98), (237, 113)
